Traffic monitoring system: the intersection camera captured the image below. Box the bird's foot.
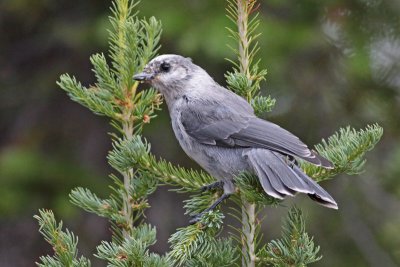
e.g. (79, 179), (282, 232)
(188, 193), (230, 225)
(200, 181), (224, 193)
(189, 213), (204, 224)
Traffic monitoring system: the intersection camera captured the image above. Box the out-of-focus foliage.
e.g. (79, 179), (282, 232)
(0, 147), (107, 217)
(1, 0), (399, 266)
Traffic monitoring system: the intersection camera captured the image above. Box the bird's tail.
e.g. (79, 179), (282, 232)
(244, 149), (338, 209)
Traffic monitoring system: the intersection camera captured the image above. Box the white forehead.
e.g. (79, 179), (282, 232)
(149, 54), (182, 64)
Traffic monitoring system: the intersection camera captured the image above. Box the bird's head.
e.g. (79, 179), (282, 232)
(133, 54), (196, 98)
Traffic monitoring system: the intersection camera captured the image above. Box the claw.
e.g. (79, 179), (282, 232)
(200, 181), (224, 193)
(189, 213), (203, 224)
(187, 193), (231, 224)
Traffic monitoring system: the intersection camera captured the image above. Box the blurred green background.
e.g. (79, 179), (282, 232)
(1, 0), (399, 266)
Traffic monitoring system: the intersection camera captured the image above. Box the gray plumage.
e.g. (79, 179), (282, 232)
(133, 54), (338, 211)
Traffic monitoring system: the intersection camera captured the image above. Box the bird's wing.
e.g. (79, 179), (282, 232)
(180, 99), (251, 146)
(181, 100), (332, 167)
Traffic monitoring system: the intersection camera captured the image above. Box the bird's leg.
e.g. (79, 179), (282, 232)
(189, 193), (230, 224)
(200, 180), (224, 192)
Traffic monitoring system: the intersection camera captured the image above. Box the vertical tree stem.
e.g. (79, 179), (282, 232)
(237, 0), (250, 79)
(237, 0), (257, 266)
(116, 0), (139, 239)
(122, 120), (134, 238)
(242, 199), (256, 267)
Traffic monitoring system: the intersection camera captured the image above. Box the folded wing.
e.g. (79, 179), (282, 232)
(181, 100), (332, 168)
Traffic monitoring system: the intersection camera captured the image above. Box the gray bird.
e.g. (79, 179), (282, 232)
(133, 54), (337, 222)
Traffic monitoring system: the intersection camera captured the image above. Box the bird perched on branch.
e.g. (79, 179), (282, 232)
(133, 54), (337, 223)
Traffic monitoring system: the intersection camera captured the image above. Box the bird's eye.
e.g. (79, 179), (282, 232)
(160, 62), (171, 72)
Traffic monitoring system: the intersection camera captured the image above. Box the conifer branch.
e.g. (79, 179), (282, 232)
(69, 187), (126, 224)
(259, 207), (322, 266)
(108, 136), (214, 190)
(58, 0), (162, 240)
(241, 201), (257, 267)
(167, 222), (237, 266)
(302, 124), (383, 182)
(108, 135), (236, 266)
(226, 1), (268, 266)
(234, 172), (280, 205)
(42, 0), (167, 265)
(95, 224), (170, 266)
(34, 210), (91, 267)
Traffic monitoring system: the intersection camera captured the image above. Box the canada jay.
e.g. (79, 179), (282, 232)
(133, 54), (337, 222)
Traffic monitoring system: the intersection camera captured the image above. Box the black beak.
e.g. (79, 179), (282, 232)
(132, 72), (154, 81)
